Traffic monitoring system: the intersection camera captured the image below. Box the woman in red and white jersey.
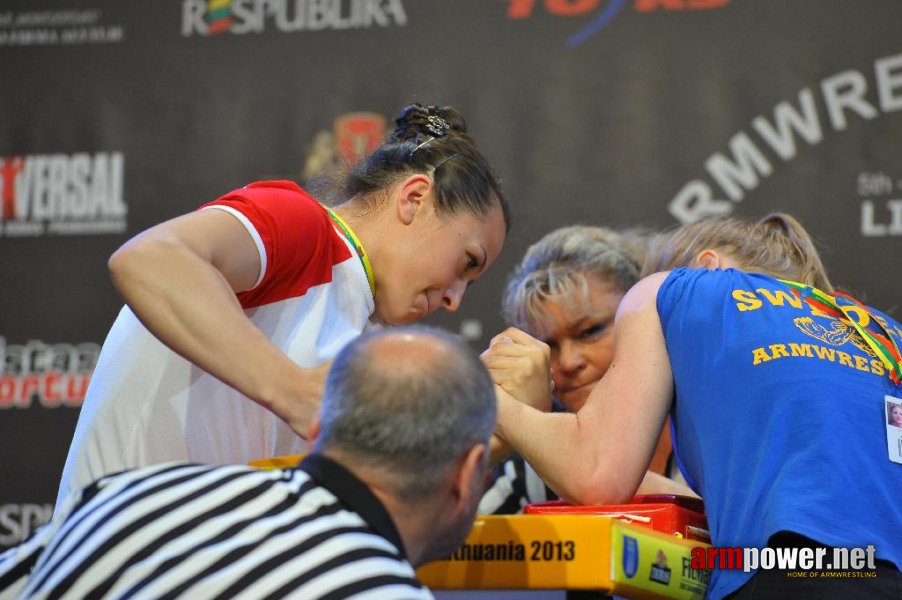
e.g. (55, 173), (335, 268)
(55, 103), (510, 508)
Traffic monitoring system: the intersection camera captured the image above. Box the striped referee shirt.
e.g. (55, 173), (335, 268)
(0, 455), (433, 599)
(477, 453), (558, 515)
(477, 401), (564, 515)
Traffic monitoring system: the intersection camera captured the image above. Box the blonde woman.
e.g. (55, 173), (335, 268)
(479, 225), (686, 514)
(494, 214), (902, 598)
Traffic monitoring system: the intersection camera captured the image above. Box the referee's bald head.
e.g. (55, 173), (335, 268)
(314, 325), (496, 499)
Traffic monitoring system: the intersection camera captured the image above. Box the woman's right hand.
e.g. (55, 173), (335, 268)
(480, 327), (553, 412)
(272, 360), (332, 438)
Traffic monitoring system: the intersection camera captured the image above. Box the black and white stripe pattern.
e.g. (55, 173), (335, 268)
(0, 457), (432, 599)
(478, 402), (563, 516)
(477, 454), (557, 516)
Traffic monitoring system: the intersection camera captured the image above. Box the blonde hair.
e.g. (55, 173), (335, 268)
(642, 213), (833, 292)
(503, 225), (648, 333)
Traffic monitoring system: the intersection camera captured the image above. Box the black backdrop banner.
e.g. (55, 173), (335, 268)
(2, 0), (901, 546)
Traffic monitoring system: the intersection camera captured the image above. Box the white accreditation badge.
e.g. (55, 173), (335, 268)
(886, 395), (902, 464)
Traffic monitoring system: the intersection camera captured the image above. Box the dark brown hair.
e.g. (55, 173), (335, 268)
(343, 103), (510, 231)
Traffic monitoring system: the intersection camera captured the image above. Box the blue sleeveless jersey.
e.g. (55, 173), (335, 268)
(657, 268), (902, 599)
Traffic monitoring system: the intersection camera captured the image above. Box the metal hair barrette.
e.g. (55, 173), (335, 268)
(411, 115), (452, 155)
(424, 115), (450, 137)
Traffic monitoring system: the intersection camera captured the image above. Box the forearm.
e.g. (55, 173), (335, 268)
(109, 235), (318, 431)
(495, 390), (637, 505)
(488, 433), (514, 466)
(495, 275), (676, 507)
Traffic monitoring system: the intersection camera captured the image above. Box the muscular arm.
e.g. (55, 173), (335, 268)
(480, 327), (553, 466)
(493, 273), (675, 504)
(107, 208), (325, 436)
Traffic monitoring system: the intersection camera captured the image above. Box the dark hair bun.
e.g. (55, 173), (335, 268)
(391, 103), (467, 143)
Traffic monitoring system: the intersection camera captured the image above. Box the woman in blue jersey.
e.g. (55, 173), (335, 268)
(493, 213), (902, 599)
(478, 225), (688, 515)
(56, 103), (511, 507)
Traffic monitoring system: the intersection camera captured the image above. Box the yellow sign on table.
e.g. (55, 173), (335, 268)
(248, 454), (304, 469)
(417, 514), (710, 600)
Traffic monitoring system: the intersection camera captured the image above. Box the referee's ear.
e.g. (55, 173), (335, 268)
(450, 443), (488, 511)
(307, 409), (322, 446)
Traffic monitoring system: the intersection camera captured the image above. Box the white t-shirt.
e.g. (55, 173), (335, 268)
(55, 181), (374, 508)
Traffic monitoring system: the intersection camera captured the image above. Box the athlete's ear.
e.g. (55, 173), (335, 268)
(693, 249), (722, 270)
(395, 174), (433, 225)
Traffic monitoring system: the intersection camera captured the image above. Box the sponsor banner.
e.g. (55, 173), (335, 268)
(857, 171), (902, 237)
(612, 523), (708, 600)
(180, 0), (408, 37)
(417, 513), (707, 598)
(1, 0), (900, 554)
(0, 338), (100, 409)
(0, 8), (124, 47)
(0, 152), (127, 237)
(668, 52), (902, 223)
(0, 504), (53, 547)
(504, 0), (731, 47)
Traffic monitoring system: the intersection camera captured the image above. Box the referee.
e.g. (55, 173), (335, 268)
(0, 325), (497, 599)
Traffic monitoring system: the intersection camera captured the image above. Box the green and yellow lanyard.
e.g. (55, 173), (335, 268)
(323, 206), (376, 298)
(781, 279), (902, 385)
